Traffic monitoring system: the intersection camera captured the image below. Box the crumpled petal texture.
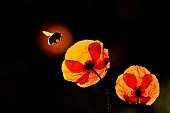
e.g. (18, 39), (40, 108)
(61, 39), (110, 88)
(115, 65), (160, 105)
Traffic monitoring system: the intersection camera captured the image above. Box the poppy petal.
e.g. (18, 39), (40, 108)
(76, 72), (89, 84)
(123, 73), (137, 89)
(140, 96), (151, 103)
(95, 58), (109, 70)
(88, 42), (101, 62)
(123, 95), (138, 104)
(140, 74), (152, 90)
(65, 60), (84, 73)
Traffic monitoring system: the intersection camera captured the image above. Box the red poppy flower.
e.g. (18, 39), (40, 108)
(115, 65), (160, 105)
(61, 40), (110, 88)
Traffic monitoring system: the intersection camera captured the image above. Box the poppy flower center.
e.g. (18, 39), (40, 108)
(84, 61), (95, 70)
(135, 87), (142, 97)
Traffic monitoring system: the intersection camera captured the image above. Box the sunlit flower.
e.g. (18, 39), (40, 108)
(115, 65), (160, 105)
(61, 39), (110, 88)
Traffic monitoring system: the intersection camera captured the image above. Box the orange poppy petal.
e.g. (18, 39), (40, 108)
(76, 72), (89, 85)
(123, 95), (138, 104)
(65, 60), (84, 73)
(140, 74), (152, 90)
(140, 96), (151, 103)
(123, 73), (137, 89)
(88, 42), (101, 62)
(95, 58), (109, 70)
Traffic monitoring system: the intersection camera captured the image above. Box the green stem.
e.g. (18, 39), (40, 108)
(92, 69), (111, 113)
(105, 88), (112, 113)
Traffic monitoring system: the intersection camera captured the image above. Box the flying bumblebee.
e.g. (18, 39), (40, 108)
(42, 31), (63, 45)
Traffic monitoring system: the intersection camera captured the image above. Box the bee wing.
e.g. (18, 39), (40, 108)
(42, 31), (53, 36)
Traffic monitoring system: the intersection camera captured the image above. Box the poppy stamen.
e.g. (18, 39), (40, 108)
(85, 62), (95, 70)
(135, 87), (142, 97)
(84, 61), (102, 79)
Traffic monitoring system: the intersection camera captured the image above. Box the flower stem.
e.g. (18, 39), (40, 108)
(136, 97), (139, 113)
(105, 88), (112, 113)
(92, 68), (102, 80)
(92, 69), (111, 113)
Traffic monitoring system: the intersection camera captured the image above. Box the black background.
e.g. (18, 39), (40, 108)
(0, 0), (169, 113)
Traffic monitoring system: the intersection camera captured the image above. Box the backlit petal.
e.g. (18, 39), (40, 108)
(76, 72), (89, 84)
(88, 42), (101, 62)
(123, 95), (138, 104)
(140, 74), (152, 90)
(140, 96), (151, 103)
(95, 58), (109, 70)
(123, 73), (137, 89)
(65, 60), (84, 73)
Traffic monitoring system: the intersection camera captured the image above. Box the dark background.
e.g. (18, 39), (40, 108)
(0, 0), (169, 113)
